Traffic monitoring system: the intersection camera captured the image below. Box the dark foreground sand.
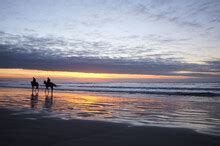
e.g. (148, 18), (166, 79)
(0, 108), (220, 146)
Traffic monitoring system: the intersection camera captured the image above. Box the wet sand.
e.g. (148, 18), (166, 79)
(0, 108), (220, 146)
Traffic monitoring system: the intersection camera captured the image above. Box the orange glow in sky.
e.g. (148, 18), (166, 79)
(0, 68), (192, 81)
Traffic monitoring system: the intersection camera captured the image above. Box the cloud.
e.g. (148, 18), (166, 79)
(205, 60), (220, 72)
(0, 0), (219, 82)
(0, 33), (219, 79)
(131, 0), (220, 29)
(1, 31), (181, 61)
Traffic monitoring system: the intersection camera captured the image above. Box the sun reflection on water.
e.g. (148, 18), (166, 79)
(0, 87), (220, 136)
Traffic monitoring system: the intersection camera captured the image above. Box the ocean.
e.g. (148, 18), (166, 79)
(1, 80), (220, 97)
(0, 80), (220, 136)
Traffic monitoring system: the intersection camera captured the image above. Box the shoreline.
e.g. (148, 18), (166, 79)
(1, 108), (220, 146)
(0, 85), (219, 97)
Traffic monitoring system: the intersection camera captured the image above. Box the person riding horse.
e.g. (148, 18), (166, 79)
(44, 77), (56, 94)
(31, 77), (39, 93)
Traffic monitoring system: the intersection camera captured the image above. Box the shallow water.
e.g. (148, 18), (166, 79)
(0, 87), (220, 136)
(1, 81), (220, 97)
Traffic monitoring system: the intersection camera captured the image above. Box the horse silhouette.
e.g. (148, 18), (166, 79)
(44, 80), (56, 94)
(31, 81), (39, 93)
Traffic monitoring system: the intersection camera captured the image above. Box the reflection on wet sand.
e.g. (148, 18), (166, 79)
(0, 88), (220, 136)
(44, 94), (53, 109)
(30, 93), (38, 109)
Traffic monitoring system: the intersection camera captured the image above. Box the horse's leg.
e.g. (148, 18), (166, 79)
(32, 86), (34, 94)
(33, 86), (36, 93)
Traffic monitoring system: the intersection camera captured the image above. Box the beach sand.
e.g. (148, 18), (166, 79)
(0, 108), (220, 146)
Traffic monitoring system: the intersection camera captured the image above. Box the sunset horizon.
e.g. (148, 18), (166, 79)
(0, 0), (220, 146)
(0, 68), (194, 81)
(0, 0), (220, 82)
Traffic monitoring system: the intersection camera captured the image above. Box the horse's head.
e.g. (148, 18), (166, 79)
(44, 80), (46, 84)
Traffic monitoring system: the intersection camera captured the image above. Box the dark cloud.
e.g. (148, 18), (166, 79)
(205, 60), (220, 72)
(0, 31), (219, 79)
(0, 41), (220, 79)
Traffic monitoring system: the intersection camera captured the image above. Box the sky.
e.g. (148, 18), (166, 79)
(0, 0), (220, 81)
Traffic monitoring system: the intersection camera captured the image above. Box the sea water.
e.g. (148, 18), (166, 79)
(0, 80), (220, 136)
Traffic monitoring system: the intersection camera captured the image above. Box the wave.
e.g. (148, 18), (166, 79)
(75, 85), (220, 91)
(0, 83), (220, 97)
(57, 88), (220, 97)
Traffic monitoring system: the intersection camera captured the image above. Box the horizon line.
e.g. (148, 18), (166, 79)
(0, 68), (194, 80)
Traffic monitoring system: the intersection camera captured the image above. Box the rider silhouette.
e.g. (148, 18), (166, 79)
(33, 77), (36, 83)
(47, 77), (51, 83)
